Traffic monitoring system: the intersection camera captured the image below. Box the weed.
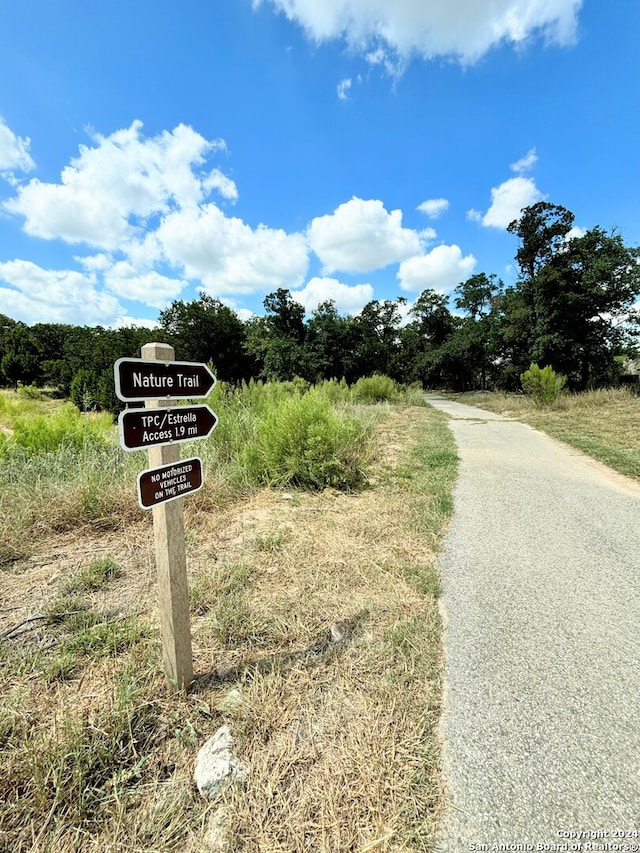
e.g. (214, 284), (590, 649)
(64, 617), (150, 658)
(63, 556), (122, 594)
(520, 362), (566, 408)
(11, 403), (113, 456)
(250, 531), (286, 552)
(44, 596), (90, 625)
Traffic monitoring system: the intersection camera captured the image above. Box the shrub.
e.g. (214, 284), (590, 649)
(520, 363), (566, 408)
(352, 374), (398, 403)
(17, 384), (47, 400)
(242, 389), (372, 490)
(316, 378), (350, 404)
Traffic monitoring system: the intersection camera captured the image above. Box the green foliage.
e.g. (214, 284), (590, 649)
(16, 384), (47, 400)
(11, 403), (113, 455)
(70, 368), (97, 412)
(352, 374), (398, 403)
(63, 557), (122, 594)
(242, 388), (372, 490)
(520, 363), (567, 407)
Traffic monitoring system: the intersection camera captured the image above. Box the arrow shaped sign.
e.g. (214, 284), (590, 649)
(114, 357), (216, 401)
(118, 405), (218, 451)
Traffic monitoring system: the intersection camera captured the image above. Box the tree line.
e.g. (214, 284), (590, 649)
(2, 202), (639, 412)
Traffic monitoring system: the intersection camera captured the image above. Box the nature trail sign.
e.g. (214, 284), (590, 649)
(114, 357), (216, 401)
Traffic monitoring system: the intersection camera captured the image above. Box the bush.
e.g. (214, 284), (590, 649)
(242, 389), (372, 490)
(520, 363), (566, 408)
(17, 384), (47, 400)
(352, 375), (397, 403)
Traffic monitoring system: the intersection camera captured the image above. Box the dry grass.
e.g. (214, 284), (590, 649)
(0, 404), (457, 852)
(456, 387), (640, 479)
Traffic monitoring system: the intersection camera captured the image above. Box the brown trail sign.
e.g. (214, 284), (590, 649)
(119, 405), (218, 451)
(137, 457), (203, 509)
(114, 357), (216, 401)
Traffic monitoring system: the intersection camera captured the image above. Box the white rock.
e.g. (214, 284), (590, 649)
(194, 725), (249, 800)
(216, 688), (244, 712)
(204, 805), (230, 852)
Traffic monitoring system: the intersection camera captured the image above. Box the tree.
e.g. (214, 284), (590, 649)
(159, 294), (250, 381)
(350, 299), (404, 379)
(243, 290), (307, 382)
(451, 274), (502, 390)
(0, 321), (41, 387)
(505, 202), (640, 388)
(303, 300), (353, 381)
(404, 290), (456, 387)
(263, 288), (305, 343)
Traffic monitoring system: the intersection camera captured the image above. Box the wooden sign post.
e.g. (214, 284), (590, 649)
(141, 342), (193, 691)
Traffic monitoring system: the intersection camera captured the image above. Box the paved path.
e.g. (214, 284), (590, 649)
(427, 396), (640, 851)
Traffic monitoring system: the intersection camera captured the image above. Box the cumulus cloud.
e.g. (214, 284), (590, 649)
(565, 225), (586, 241)
(476, 176), (544, 229)
(2, 120), (309, 308)
(398, 245), (476, 292)
(4, 121), (232, 250)
(308, 196), (425, 273)
(254, 0), (582, 65)
(510, 147), (538, 173)
(156, 204), (309, 294)
(103, 262), (189, 309)
(204, 168), (238, 201)
(292, 276), (374, 314)
(0, 117), (35, 178)
(417, 198), (449, 219)
(0, 259), (126, 326)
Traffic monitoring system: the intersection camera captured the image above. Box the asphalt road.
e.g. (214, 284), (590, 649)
(426, 396), (640, 851)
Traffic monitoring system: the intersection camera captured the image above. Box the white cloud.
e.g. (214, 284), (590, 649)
(254, 0), (582, 65)
(103, 261), (189, 309)
(156, 204), (309, 294)
(292, 276), (374, 314)
(565, 225), (586, 241)
(2, 120), (308, 303)
(204, 168), (238, 201)
(4, 121), (231, 250)
(0, 259), (125, 326)
(308, 196), (425, 273)
(0, 117), (35, 177)
(510, 147), (538, 173)
(398, 245), (476, 292)
(471, 176), (544, 229)
(417, 198), (449, 219)
(337, 78), (352, 100)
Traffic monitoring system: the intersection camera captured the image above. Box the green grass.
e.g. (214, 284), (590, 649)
(62, 556), (123, 594)
(456, 387), (640, 480)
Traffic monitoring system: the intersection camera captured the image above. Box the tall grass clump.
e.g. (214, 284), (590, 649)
(352, 374), (398, 403)
(242, 388), (372, 490)
(9, 403), (113, 456)
(0, 433), (140, 564)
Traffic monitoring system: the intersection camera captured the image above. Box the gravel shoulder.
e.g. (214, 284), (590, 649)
(427, 396), (640, 849)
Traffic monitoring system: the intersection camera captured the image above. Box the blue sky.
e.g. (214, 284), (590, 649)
(0, 0), (638, 328)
